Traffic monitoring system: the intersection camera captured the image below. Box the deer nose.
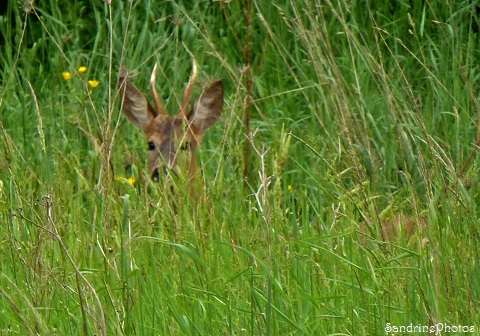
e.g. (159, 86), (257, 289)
(151, 166), (175, 181)
(151, 168), (160, 182)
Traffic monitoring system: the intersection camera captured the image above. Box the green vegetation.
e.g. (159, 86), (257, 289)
(1, 0), (479, 334)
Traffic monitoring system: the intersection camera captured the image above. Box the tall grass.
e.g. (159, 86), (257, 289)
(1, 0), (479, 334)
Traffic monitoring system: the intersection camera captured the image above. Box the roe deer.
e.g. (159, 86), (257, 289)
(358, 215), (428, 248)
(118, 60), (223, 196)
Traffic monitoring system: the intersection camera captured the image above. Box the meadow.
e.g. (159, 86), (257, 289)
(0, 0), (479, 335)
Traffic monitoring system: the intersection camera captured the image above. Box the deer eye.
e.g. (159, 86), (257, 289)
(147, 141), (156, 151)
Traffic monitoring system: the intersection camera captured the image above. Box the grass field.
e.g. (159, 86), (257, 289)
(1, 0), (479, 335)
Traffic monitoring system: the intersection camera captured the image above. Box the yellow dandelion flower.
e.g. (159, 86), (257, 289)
(88, 80), (100, 88)
(78, 66), (87, 73)
(115, 175), (136, 186)
(287, 185), (293, 191)
(62, 72), (72, 80)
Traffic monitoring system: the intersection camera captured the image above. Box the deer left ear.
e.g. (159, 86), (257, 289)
(118, 69), (157, 130)
(189, 80), (223, 131)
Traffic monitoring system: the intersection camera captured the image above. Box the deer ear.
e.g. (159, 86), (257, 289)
(118, 69), (156, 129)
(189, 80), (223, 131)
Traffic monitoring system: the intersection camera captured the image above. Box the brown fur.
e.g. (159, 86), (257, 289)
(358, 215), (428, 247)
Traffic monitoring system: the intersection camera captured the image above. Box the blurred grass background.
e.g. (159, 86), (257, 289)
(0, 0), (479, 334)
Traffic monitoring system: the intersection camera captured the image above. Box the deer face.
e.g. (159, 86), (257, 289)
(118, 62), (223, 183)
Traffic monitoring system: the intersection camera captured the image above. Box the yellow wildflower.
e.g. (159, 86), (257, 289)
(78, 66), (87, 73)
(88, 80), (100, 88)
(62, 72), (72, 80)
(115, 175), (136, 186)
(287, 185), (293, 191)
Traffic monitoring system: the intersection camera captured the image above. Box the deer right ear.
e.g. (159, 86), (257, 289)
(189, 80), (224, 131)
(118, 69), (156, 129)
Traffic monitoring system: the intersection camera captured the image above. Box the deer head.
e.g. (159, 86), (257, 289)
(118, 61), (223, 189)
